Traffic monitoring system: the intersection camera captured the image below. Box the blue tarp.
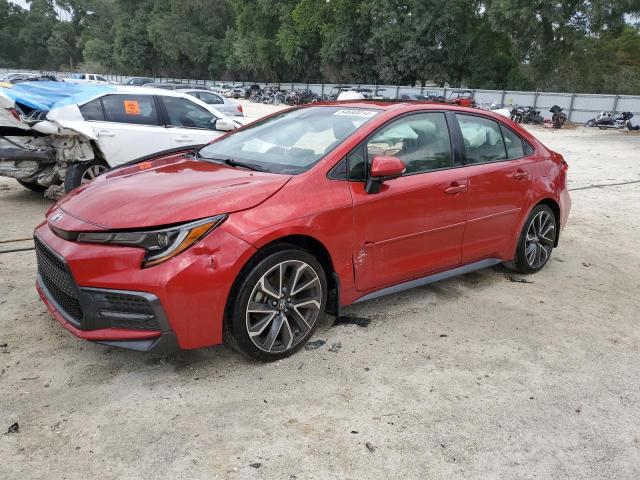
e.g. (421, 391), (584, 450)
(0, 81), (115, 111)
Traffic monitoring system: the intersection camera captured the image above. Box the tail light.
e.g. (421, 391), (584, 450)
(8, 108), (21, 121)
(237, 104), (243, 113)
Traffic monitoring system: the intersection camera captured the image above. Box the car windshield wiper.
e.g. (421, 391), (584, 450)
(198, 155), (268, 172)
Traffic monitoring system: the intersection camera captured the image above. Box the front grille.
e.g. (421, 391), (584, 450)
(35, 236), (83, 323)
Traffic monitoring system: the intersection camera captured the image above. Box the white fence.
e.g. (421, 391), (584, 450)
(3, 67), (640, 124)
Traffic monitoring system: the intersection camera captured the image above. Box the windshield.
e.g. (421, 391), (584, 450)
(198, 106), (380, 174)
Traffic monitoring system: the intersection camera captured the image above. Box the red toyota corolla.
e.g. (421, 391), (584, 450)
(34, 102), (570, 361)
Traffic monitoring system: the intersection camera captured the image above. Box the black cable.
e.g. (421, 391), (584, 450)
(569, 179), (640, 191)
(0, 247), (35, 254)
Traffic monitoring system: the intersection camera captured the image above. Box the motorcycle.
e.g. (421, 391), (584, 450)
(550, 105), (567, 129)
(513, 106), (544, 125)
(584, 111), (634, 130)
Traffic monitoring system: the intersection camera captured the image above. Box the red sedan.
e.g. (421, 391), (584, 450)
(34, 102), (570, 361)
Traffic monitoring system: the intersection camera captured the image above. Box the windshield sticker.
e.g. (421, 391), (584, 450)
(333, 109), (378, 118)
(124, 100), (141, 115)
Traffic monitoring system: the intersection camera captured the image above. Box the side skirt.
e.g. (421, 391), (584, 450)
(352, 258), (502, 304)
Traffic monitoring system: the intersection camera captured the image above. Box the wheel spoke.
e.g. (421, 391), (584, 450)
(289, 305), (311, 331)
(291, 276), (319, 296)
(248, 311), (277, 337)
(287, 263), (306, 295)
(263, 313), (285, 352)
(259, 276), (280, 299)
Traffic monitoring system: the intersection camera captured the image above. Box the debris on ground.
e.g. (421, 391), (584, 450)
(305, 340), (326, 351)
(328, 342), (342, 353)
(250, 462), (262, 469)
(507, 276), (535, 284)
(7, 422), (19, 433)
(365, 442), (376, 453)
(333, 316), (371, 328)
(439, 334), (448, 338)
(582, 262), (592, 267)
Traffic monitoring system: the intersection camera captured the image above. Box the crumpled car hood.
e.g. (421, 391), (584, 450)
(56, 156), (292, 230)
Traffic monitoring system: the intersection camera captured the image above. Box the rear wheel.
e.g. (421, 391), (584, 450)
(64, 159), (109, 192)
(512, 205), (557, 274)
(225, 248), (327, 362)
(16, 179), (46, 192)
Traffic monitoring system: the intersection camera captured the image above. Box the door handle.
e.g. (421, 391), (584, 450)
(174, 136), (194, 143)
(96, 130), (115, 138)
(444, 182), (468, 195)
(513, 170), (529, 180)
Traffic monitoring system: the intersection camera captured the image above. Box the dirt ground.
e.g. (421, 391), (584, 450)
(1, 103), (640, 479)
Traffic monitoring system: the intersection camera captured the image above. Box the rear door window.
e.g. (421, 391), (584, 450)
(101, 94), (160, 125)
(159, 96), (215, 129)
(79, 98), (105, 121)
(456, 114), (507, 164)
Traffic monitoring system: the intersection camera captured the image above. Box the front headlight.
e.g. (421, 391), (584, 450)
(77, 215), (227, 267)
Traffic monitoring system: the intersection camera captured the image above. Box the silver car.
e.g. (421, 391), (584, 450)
(176, 89), (244, 117)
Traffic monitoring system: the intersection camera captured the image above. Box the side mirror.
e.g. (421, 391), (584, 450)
(365, 155), (406, 194)
(212, 117), (236, 132)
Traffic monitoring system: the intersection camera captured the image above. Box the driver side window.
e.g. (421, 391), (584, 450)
(159, 96), (215, 129)
(365, 112), (452, 175)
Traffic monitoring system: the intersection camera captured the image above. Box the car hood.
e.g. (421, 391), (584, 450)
(56, 156), (292, 230)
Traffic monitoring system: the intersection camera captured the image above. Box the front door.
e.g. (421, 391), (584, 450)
(350, 112), (468, 291)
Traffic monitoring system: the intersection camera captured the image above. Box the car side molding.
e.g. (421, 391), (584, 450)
(353, 258), (503, 303)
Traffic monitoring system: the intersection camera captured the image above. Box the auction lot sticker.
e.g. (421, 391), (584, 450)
(124, 100), (141, 115)
(333, 109), (378, 117)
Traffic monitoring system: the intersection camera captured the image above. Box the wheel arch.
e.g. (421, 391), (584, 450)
(535, 198), (561, 247)
(225, 234), (340, 323)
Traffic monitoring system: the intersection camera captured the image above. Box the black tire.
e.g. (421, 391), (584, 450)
(16, 179), (46, 192)
(224, 247), (327, 362)
(64, 159), (109, 192)
(511, 204), (557, 274)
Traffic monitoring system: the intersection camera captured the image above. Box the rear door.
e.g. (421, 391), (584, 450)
(79, 94), (172, 166)
(349, 111), (468, 291)
(157, 95), (223, 147)
(454, 113), (536, 263)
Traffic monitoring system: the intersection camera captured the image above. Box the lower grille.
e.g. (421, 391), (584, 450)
(35, 236), (83, 323)
(92, 292), (161, 331)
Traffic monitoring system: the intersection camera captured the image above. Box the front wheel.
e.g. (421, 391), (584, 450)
(511, 205), (557, 274)
(64, 159), (109, 192)
(225, 248), (327, 361)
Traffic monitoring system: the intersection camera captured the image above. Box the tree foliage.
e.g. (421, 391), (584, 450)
(0, 0), (639, 93)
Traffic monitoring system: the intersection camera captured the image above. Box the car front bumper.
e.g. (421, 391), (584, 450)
(34, 220), (257, 351)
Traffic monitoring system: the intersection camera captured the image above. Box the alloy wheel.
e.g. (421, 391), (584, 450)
(246, 260), (322, 353)
(81, 164), (108, 184)
(524, 210), (556, 269)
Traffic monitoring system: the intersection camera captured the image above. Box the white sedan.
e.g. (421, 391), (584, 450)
(0, 83), (239, 197)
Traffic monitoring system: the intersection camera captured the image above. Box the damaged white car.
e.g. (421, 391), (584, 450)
(0, 82), (241, 198)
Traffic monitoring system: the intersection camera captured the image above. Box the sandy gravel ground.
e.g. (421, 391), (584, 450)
(1, 106), (639, 479)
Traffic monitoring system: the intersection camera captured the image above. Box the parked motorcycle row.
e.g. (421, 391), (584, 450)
(510, 105), (567, 129)
(584, 111), (638, 130)
(509, 104), (638, 131)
